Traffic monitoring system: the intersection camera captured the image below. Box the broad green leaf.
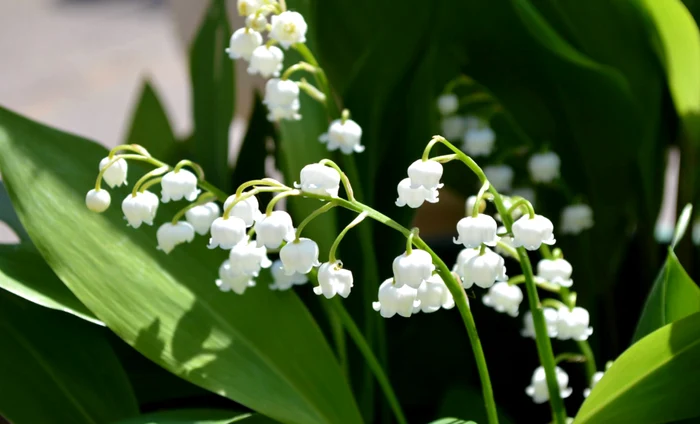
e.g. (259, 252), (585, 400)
(232, 93), (272, 190)
(633, 249), (700, 342)
(190, 0), (234, 190)
(575, 312), (700, 423)
(0, 292), (138, 424)
(113, 409), (275, 424)
(0, 180), (29, 241)
(124, 80), (177, 161)
(633, 0), (700, 143)
(0, 243), (101, 325)
(0, 106), (362, 424)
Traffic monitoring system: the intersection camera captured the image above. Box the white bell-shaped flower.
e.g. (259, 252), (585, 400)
(437, 94), (459, 116)
(207, 216), (247, 250)
(454, 214), (499, 248)
(185, 202), (221, 235)
(494, 226), (516, 257)
(463, 127), (495, 157)
(560, 204), (594, 235)
(441, 115), (465, 140)
(254, 211), (296, 248)
(264, 78), (299, 108)
(392, 249), (434, 289)
(156, 221), (195, 254)
(372, 278), (420, 318)
(267, 105), (302, 122)
(458, 248), (507, 289)
(528, 152), (561, 183)
(319, 119), (365, 154)
(99, 157), (128, 188)
(294, 163), (341, 197)
(226, 28), (263, 61)
(269, 259), (308, 291)
(269, 11), (307, 49)
(86, 189), (111, 213)
(122, 191), (159, 228)
(512, 214), (556, 250)
(216, 260), (256, 295)
(583, 371), (605, 398)
(246, 13), (268, 32)
(537, 258), (573, 288)
(314, 261), (353, 299)
(248, 45), (284, 78)
(452, 247), (480, 281)
(408, 159), (444, 190)
(237, 0), (262, 16)
(482, 282), (523, 317)
(161, 169), (200, 203)
(484, 165), (514, 193)
(556, 306), (593, 341)
(228, 237), (272, 276)
(525, 366), (573, 404)
(521, 308), (559, 338)
(279, 237), (320, 275)
(415, 274), (454, 313)
(223, 194), (262, 227)
(395, 178), (439, 208)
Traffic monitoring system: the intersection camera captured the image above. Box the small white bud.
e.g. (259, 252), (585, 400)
(86, 189), (111, 213)
(407, 159), (444, 190)
(254, 211), (296, 248)
(395, 178), (439, 208)
(225, 28), (263, 61)
(525, 366), (573, 404)
(269, 259), (308, 291)
(99, 157), (128, 188)
(456, 247), (507, 289)
(122, 191), (159, 228)
(482, 282), (523, 317)
(556, 306), (593, 341)
(208, 216), (247, 250)
(294, 163), (341, 197)
(269, 11), (308, 49)
(583, 371), (605, 398)
(248, 45), (284, 78)
(319, 119), (365, 154)
(521, 308), (559, 338)
(392, 249), (434, 289)
(223, 194), (262, 227)
(484, 165), (514, 193)
(437, 94), (459, 116)
(161, 170), (200, 203)
(228, 238), (272, 276)
(216, 260), (256, 295)
(279, 237), (320, 275)
(246, 14), (268, 32)
(453, 214), (499, 248)
(560, 204), (594, 235)
(156, 221), (195, 254)
(528, 152), (561, 183)
(185, 202), (220, 235)
(372, 278), (420, 318)
(512, 214), (556, 250)
(314, 261), (353, 299)
(537, 258), (573, 288)
(414, 274), (454, 313)
(237, 0), (262, 16)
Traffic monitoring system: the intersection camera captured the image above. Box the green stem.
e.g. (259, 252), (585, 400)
(281, 61), (318, 80)
(554, 352), (586, 365)
(95, 154), (163, 190)
(577, 340), (597, 382)
(473, 182), (491, 217)
(174, 159), (205, 181)
(132, 166), (170, 196)
(406, 228), (417, 254)
(496, 241), (520, 262)
(294, 202), (336, 240)
(506, 198), (535, 219)
(319, 159), (355, 201)
(328, 212), (368, 263)
(108, 144), (151, 158)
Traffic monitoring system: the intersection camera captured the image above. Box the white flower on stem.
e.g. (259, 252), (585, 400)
(521, 308), (559, 338)
(392, 249), (435, 289)
(226, 28), (263, 61)
(457, 247), (507, 289)
(228, 237), (272, 276)
(453, 214), (499, 248)
(496, 197), (520, 223)
(372, 278), (420, 318)
(512, 214), (556, 250)
(484, 165), (514, 193)
(223, 194), (262, 227)
(269, 259), (308, 291)
(526, 366), (573, 404)
(85, 189), (111, 213)
(319, 119), (365, 154)
(414, 274), (454, 313)
(395, 178), (439, 208)
(99, 157), (128, 188)
(537, 258), (573, 288)
(314, 261), (353, 299)
(185, 202), (221, 235)
(463, 127), (495, 157)
(263, 78), (300, 121)
(216, 260), (256, 295)
(246, 13), (268, 32)
(437, 94), (459, 116)
(408, 159), (444, 191)
(560, 204), (594, 235)
(237, 0), (262, 16)
(122, 191), (159, 229)
(583, 371), (605, 398)
(161, 170), (200, 203)
(482, 282), (523, 317)
(556, 306), (593, 341)
(269, 11), (307, 49)
(294, 163), (341, 197)
(254, 211), (296, 248)
(494, 226), (516, 257)
(279, 237), (320, 275)
(528, 152), (561, 183)
(452, 247), (480, 280)
(207, 216), (247, 250)
(248, 45), (284, 78)
(441, 116), (465, 140)
(156, 221), (195, 254)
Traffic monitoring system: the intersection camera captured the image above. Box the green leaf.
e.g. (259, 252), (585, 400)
(0, 243), (101, 325)
(633, 249), (700, 342)
(0, 292), (138, 424)
(0, 180), (29, 241)
(232, 93), (272, 190)
(124, 80), (177, 161)
(190, 0), (234, 191)
(576, 312), (700, 423)
(113, 409), (276, 424)
(0, 106), (362, 424)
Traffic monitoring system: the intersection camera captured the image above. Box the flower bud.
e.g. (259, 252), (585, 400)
(85, 189), (111, 213)
(246, 13), (268, 32)
(279, 237), (320, 275)
(237, 0), (262, 16)
(156, 221), (195, 254)
(99, 157), (128, 188)
(185, 202), (220, 235)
